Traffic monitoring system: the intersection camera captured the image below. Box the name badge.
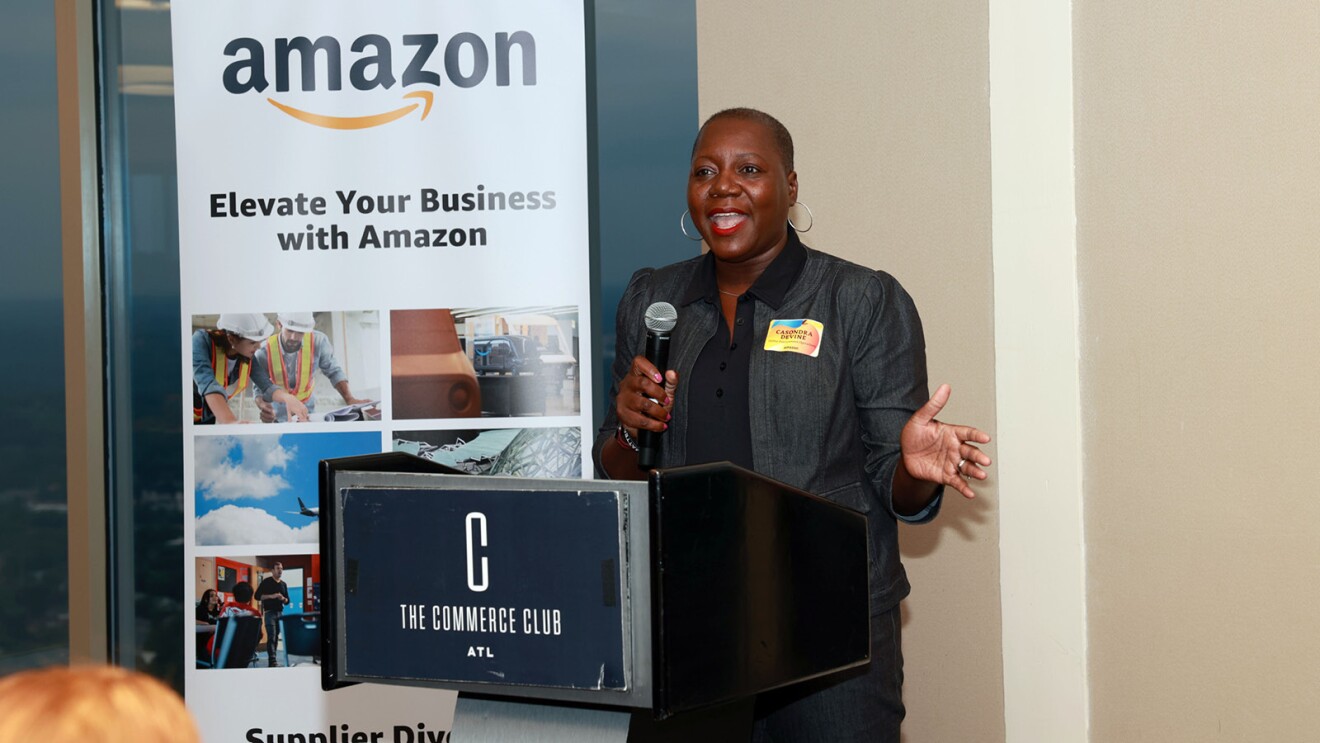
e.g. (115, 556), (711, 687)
(764, 319), (824, 358)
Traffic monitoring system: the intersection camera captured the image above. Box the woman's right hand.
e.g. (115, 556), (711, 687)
(286, 398), (310, 422)
(615, 355), (679, 436)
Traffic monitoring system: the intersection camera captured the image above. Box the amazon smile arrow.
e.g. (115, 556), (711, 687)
(267, 90), (435, 130)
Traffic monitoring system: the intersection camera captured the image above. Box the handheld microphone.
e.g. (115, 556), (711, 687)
(637, 302), (677, 470)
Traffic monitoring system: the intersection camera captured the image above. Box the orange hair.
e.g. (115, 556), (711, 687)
(0, 665), (200, 743)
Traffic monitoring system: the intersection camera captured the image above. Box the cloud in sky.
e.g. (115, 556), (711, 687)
(195, 435), (296, 502)
(195, 505), (319, 546)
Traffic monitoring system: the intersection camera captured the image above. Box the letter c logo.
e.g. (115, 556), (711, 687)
(465, 512), (489, 592)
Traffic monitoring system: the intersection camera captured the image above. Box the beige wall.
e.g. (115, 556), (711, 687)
(1075, 1), (1320, 740)
(695, 3), (1003, 741)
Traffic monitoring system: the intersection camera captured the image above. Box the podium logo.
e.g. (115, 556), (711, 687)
(221, 31), (537, 130)
(465, 512), (489, 592)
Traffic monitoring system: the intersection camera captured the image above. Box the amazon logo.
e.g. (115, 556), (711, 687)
(222, 31), (536, 129)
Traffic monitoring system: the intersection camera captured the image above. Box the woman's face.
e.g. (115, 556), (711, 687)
(687, 117), (797, 266)
(232, 336), (261, 359)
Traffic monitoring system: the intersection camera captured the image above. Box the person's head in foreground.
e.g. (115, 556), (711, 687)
(0, 664), (201, 743)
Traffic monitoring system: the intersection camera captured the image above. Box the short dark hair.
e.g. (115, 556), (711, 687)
(693, 108), (795, 172)
(232, 581), (254, 603)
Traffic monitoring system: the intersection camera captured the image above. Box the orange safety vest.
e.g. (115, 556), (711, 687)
(264, 332), (317, 402)
(193, 336), (252, 422)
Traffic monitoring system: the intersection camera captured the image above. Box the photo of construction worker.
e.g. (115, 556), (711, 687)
(192, 313), (297, 425)
(253, 312), (379, 423)
(189, 312), (381, 424)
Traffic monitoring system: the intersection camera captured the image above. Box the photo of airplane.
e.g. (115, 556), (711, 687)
(290, 497), (319, 518)
(193, 384), (378, 550)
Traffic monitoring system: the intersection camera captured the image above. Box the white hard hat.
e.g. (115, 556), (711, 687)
(278, 312), (316, 333)
(217, 313), (274, 342)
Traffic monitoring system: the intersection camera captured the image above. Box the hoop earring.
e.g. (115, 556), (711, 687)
(679, 209), (704, 241)
(788, 202), (814, 232)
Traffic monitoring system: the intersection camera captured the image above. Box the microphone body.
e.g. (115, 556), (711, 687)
(637, 302), (678, 470)
(636, 331), (670, 469)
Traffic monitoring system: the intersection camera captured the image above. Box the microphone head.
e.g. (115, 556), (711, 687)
(643, 302), (678, 334)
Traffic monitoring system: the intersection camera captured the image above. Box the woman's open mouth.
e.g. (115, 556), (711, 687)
(708, 211), (747, 236)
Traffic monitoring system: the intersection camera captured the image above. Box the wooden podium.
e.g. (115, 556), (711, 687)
(318, 453), (870, 742)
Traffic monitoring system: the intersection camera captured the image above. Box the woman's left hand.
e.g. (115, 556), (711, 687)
(900, 383), (992, 499)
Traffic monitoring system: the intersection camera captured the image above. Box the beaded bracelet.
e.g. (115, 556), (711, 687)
(615, 425), (639, 452)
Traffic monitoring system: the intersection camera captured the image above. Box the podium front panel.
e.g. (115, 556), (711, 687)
(322, 469), (653, 707)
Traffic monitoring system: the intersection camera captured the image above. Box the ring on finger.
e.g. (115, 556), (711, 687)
(956, 458), (967, 475)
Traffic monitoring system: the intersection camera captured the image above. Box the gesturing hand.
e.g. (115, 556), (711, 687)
(900, 384), (992, 499)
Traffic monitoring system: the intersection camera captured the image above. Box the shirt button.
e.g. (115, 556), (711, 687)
(715, 388), (724, 398)
(736, 318), (744, 326)
(730, 343), (738, 350)
(719, 362), (726, 371)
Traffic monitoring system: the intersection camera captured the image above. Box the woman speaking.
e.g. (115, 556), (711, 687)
(593, 108), (991, 742)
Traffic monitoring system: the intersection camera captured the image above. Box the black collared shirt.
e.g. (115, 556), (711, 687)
(683, 229), (808, 468)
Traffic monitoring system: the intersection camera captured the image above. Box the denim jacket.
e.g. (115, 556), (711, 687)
(593, 233), (942, 615)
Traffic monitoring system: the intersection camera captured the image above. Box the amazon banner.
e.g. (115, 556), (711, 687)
(171, 2), (592, 741)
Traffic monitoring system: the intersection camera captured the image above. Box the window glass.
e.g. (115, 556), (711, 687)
(0, 0), (69, 674)
(99, 0), (186, 688)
